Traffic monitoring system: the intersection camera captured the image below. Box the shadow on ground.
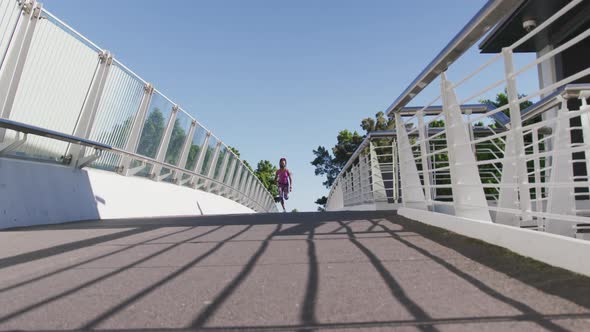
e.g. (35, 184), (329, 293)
(0, 211), (588, 331)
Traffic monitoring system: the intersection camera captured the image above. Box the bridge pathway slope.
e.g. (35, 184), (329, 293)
(0, 211), (589, 331)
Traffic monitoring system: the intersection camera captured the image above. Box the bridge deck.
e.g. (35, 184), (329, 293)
(0, 211), (589, 331)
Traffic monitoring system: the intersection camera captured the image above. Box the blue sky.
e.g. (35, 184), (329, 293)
(44, 0), (536, 211)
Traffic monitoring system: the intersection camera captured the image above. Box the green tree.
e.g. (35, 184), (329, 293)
(185, 144), (201, 171)
(164, 119), (187, 165)
(480, 90), (533, 120)
(228, 146), (253, 172)
(255, 160), (278, 197)
(311, 146), (340, 188)
(312, 112), (386, 209)
(311, 129), (364, 188)
(315, 196), (327, 211)
(137, 109), (165, 158)
(228, 146), (241, 158)
(361, 111), (395, 133)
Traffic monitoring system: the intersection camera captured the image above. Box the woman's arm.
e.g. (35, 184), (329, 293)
(288, 170), (293, 189)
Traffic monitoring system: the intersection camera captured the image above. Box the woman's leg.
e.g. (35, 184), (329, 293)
(279, 186), (286, 211)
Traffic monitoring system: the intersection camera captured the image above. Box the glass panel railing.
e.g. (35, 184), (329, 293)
(199, 136), (218, 176)
(89, 62), (144, 170)
(184, 124), (207, 171)
(213, 146), (228, 180)
(196, 136), (218, 187)
(164, 109), (191, 166)
(136, 91), (174, 159)
(0, 0), (20, 69)
(6, 13), (99, 161)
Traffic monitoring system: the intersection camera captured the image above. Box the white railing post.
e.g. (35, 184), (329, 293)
(172, 119), (196, 183)
(230, 165), (244, 201)
(395, 112), (427, 209)
(358, 152), (368, 204)
(545, 96), (576, 234)
(417, 110), (433, 206)
(245, 174), (255, 205)
(352, 163), (360, 205)
(499, 48), (532, 222)
(222, 158), (238, 196)
(202, 141), (222, 190)
(190, 131), (210, 186)
(531, 127), (543, 215)
(369, 141), (387, 202)
(118, 83), (154, 175)
(151, 105), (178, 180)
(393, 139), (400, 202)
(344, 172), (351, 206)
(240, 173), (252, 205)
(211, 149), (230, 192)
(441, 72), (491, 221)
(67, 50), (113, 168)
(254, 183), (263, 209)
(234, 168), (246, 202)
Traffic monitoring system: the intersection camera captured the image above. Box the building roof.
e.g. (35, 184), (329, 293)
(479, 0), (590, 53)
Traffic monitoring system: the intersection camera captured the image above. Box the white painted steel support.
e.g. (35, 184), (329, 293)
(395, 112), (427, 210)
(76, 148), (102, 169)
(202, 141), (222, 189)
(417, 111), (433, 205)
(231, 167), (245, 201)
(211, 149), (230, 192)
(496, 130), (520, 225)
(393, 139), (400, 203)
(252, 183), (261, 208)
(358, 152), (369, 203)
(501, 48), (532, 222)
(369, 141), (387, 202)
(238, 173), (250, 204)
(0, 132), (26, 155)
(151, 105), (178, 180)
(118, 83), (154, 175)
(172, 120), (196, 183)
(246, 175), (256, 206)
(531, 128), (543, 216)
(0, 0), (41, 140)
(441, 73), (491, 221)
(244, 174), (255, 205)
(258, 186), (265, 207)
(546, 97), (576, 234)
(222, 158), (238, 197)
(233, 166), (246, 200)
(190, 132), (210, 187)
(68, 51), (113, 168)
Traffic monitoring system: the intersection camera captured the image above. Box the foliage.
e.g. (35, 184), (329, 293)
(315, 196), (327, 211)
(311, 129), (364, 188)
(254, 160), (278, 197)
(137, 108), (165, 158)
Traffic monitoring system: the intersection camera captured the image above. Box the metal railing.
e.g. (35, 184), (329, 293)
(327, 0), (590, 240)
(0, 0), (277, 213)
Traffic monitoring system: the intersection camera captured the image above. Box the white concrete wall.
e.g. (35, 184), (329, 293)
(399, 207), (590, 277)
(0, 158), (254, 229)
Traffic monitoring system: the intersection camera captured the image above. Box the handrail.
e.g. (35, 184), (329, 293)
(385, 0), (525, 115)
(0, 118), (273, 212)
(0, 118), (111, 150)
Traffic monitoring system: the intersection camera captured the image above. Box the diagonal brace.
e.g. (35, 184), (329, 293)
(77, 148), (102, 169)
(0, 133), (27, 156)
